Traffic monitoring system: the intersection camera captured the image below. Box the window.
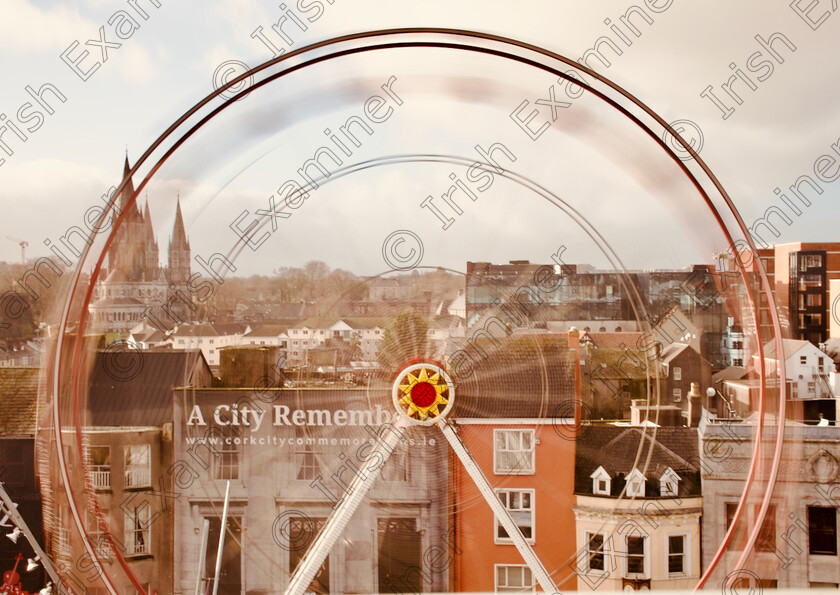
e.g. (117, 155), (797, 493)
(124, 445), (150, 488)
(808, 506), (837, 555)
(495, 489), (534, 543)
(803, 254), (823, 269)
(755, 505), (776, 552)
(495, 565), (534, 593)
(625, 469), (646, 497)
(801, 274), (822, 289)
(124, 504), (150, 556)
(673, 367), (682, 381)
(86, 507), (109, 548)
(732, 340), (743, 349)
(89, 446), (111, 490)
(586, 533), (604, 571)
(733, 358), (744, 367)
(804, 313), (823, 326)
(660, 468), (680, 497)
(625, 535), (645, 576)
(290, 517), (329, 593)
(591, 467), (611, 495)
(213, 440), (239, 480)
(381, 443), (409, 482)
(295, 439), (321, 481)
(801, 355), (808, 365)
(673, 388), (682, 402)
(725, 503), (748, 550)
(668, 535), (685, 575)
(494, 429), (535, 474)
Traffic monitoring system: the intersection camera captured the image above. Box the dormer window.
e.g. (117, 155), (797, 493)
(660, 467), (680, 497)
(590, 466), (611, 495)
(625, 468), (646, 497)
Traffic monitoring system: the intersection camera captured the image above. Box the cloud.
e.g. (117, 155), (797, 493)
(0, 0), (97, 52)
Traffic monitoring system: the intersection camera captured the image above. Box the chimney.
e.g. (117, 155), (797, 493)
(688, 382), (702, 427)
(569, 328), (582, 432)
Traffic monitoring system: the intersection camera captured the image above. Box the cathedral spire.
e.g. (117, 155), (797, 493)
(119, 154), (138, 214)
(171, 195), (189, 249)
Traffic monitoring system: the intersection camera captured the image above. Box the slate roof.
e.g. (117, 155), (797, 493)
(87, 350), (211, 426)
(589, 348), (662, 380)
(293, 317), (391, 330)
(0, 368), (40, 436)
(762, 338), (812, 360)
(214, 323), (250, 336)
(172, 323), (218, 337)
(247, 323), (288, 337)
(588, 332), (645, 350)
(574, 425), (701, 498)
(712, 366), (748, 383)
(659, 342), (691, 364)
(453, 337), (576, 418)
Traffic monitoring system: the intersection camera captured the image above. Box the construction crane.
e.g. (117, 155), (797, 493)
(6, 237), (28, 264)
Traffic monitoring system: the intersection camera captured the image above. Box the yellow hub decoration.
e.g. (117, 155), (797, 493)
(393, 364), (454, 425)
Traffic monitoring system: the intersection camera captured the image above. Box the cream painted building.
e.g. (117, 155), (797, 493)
(572, 425), (703, 591)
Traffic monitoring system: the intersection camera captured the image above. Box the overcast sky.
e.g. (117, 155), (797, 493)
(2, 0), (839, 277)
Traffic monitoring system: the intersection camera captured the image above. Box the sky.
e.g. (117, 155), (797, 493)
(2, 0), (839, 277)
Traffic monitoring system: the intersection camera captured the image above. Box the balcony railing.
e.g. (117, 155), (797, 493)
(125, 537), (150, 556)
(56, 527), (71, 559)
(91, 466), (111, 489)
(125, 466), (151, 488)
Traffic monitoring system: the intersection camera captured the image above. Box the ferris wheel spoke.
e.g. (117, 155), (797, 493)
(284, 414), (409, 595)
(438, 420), (559, 594)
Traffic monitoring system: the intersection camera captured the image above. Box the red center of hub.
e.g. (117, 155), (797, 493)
(410, 382), (437, 408)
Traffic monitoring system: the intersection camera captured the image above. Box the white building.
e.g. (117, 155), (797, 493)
(700, 413), (840, 590)
(243, 323), (289, 348)
(721, 317), (746, 368)
(167, 323), (250, 367)
(756, 338), (835, 400)
(287, 318), (388, 364)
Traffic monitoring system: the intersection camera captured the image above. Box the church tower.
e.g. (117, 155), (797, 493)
(167, 197), (191, 285)
(107, 155), (161, 282)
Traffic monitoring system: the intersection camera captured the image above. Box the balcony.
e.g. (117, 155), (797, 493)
(91, 466), (111, 490)
(125, 537), (150, 557)
(124, 466), (151, 489)
(56, 527), (71, 560)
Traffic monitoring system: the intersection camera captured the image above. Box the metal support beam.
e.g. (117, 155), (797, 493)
(194, 518), (210, 595)
(211, 481), (231, 595)
(285, 416), (409, 595)
(0, 482), (60, 585)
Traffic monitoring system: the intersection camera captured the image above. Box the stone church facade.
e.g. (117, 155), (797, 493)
(89, 156), (191, 334)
